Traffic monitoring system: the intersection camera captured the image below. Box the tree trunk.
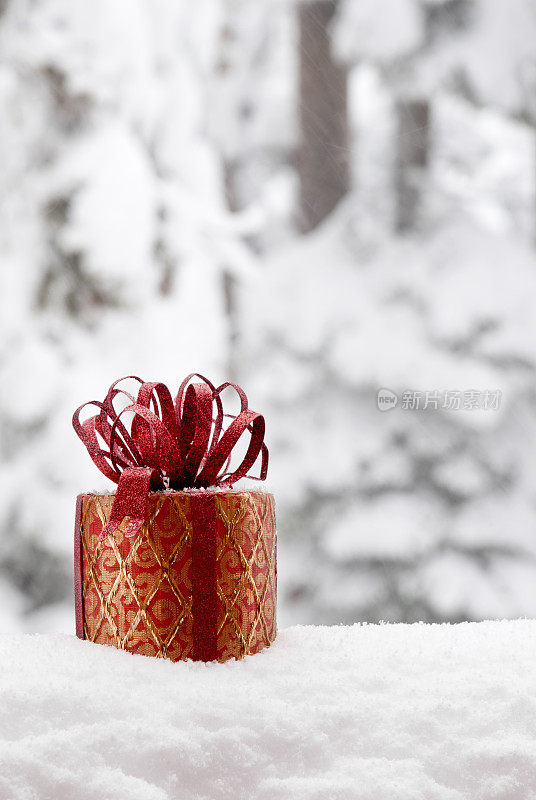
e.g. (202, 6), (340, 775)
(298, 0), (350, 233)
(395, 98), (430, 233)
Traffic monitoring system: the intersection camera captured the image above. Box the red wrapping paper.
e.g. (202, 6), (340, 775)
(74, 489), (276, 662)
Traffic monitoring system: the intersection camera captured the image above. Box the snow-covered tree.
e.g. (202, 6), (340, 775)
(242, 203), (536, 625)
(0, 0), (256, 631)
(208, 0), (297, 245)
(334, 0), (478, 233)
(240, 0), (536, 626)
(2, 0), (536, 635)
(332, 0), (536, 234)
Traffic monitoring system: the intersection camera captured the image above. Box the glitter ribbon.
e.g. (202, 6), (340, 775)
(72, 374), (268, 541)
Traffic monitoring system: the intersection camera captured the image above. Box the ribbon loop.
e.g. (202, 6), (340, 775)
(73, 375), (269, 539)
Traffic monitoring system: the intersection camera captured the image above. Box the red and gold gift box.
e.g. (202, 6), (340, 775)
(74, 489), (276, 662)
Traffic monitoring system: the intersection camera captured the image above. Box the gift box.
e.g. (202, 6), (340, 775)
(72, 375), (276, 662)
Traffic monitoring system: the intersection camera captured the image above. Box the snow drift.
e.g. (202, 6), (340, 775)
(0, 621), (534, 799)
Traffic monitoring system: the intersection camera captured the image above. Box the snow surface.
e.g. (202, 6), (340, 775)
(0, 621), (535, 800)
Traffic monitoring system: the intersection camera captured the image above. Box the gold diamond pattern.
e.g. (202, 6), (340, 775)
(215, 493), (277, 660)
(79, 491), (276, 662)
(81, 494), (194, 659)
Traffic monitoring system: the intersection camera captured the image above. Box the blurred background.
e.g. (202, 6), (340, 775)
(1, 0), (536, 633)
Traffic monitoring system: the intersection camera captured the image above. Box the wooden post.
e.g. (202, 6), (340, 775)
(298, 0), (350, 232)
(395, 98), (430, 233)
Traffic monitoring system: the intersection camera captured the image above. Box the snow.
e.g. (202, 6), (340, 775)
(323, 494), (442, 562)
(57, 122), (157, 288)
(334, 0), (425, 64)
(0, 622), (535, 799)
(0, 337), (61, 425)
(241, 169), (536, 621)
(444, 0), (536, 116)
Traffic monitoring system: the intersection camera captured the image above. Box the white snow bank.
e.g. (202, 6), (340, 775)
(0, 621), (535, 800)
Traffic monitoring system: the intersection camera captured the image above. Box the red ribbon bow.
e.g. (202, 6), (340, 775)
(73, 374), (268, 540)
